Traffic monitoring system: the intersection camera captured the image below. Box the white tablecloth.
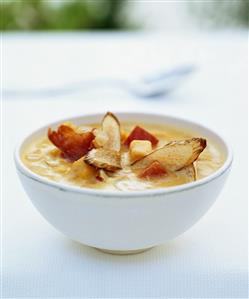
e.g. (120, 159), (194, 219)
(2, 32), (248, 298)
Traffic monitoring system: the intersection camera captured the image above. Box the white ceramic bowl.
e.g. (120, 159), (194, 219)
(14, 113), (233, 254)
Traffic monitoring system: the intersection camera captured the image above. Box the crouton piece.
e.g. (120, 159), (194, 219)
(129, 140), (152, 161)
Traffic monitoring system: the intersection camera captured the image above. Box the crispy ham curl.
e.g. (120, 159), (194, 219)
(48, 125), (94, 162)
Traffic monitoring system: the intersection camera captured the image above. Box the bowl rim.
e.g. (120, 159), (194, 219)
(14, 112), (233, 198)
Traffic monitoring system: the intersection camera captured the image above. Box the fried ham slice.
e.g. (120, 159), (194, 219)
(132, 138), (206, 172)
(87, 112), (122, 171)
(94, 112), (121, 151)
(48, 125), (94, 162)
(101, 112), (121, 152)
(84, 148), (121, 172)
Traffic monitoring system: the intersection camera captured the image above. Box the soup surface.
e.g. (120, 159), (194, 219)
(22, 114), (224, 191)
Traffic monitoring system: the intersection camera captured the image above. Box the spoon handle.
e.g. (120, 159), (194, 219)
(4, 64), (196, 98)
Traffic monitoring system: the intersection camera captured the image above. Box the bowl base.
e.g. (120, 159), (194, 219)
(95, 247), (153, 255)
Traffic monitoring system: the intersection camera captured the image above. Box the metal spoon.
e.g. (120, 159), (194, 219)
(4, 64), (196, 98)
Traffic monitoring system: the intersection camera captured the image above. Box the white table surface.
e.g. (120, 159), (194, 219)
(2, 32), (248, 298)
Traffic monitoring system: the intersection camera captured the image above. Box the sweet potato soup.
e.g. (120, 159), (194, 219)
(22, 113), (224, 191)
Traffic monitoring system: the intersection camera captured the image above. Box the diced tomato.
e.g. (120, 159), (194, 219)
(123, 126), (158, 146)
(96, 175), (104, 182)
(48, 125), (94, 162)
(139, 161), (167, 179)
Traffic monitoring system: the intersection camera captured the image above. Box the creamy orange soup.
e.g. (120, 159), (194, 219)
(22, 120), (224, 191)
